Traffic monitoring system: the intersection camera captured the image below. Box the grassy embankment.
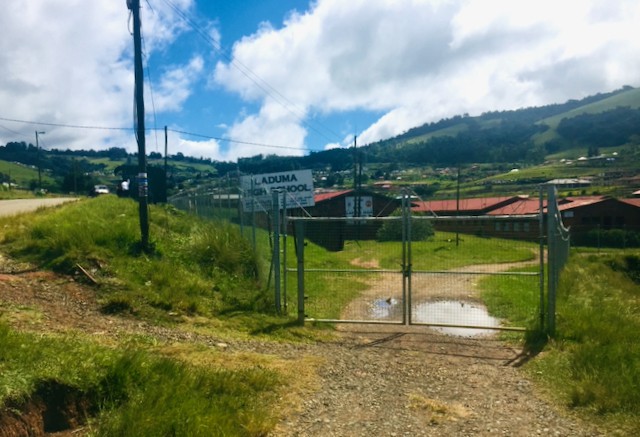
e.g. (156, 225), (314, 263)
(3, 196), (637, 434)
(284, 227), (539, 321)
(529, 252), (640, 434)
(0, 196), (322, 436)
(480, 247), (640, 434)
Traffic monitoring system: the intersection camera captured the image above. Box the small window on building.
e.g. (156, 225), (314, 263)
(514, 222), (521, 232)
(524, 222), (530, 232)
(495, 222), (501, 231)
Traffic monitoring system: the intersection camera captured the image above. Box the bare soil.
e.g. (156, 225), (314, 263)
(0, 254), (604, 436)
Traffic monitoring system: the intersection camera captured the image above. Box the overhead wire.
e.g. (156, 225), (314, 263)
(0, 116), (325, 153)
(157, 0), (344, 145)
(141, 30), (160, 153)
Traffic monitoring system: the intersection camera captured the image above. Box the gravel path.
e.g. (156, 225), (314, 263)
(0, 255), (603, 436)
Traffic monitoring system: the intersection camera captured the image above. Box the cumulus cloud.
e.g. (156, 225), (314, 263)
(0, 0), (197, 152)
(214, 0), (640, 150)
(2, 0), (639, 161)
(152, 56), (204, 112)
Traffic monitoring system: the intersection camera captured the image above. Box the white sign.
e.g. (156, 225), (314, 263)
(241, 170), (315, 211)
(345, 196), (373, 218)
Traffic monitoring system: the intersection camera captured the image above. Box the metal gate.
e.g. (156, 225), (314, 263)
(287, 194), (548, 334)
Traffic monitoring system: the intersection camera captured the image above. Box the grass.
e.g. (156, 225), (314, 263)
(3, 196), (639, 434)
(0, 323), (281, 436)
(0, 196), (269, 324)
(0, 160), (55, 191)
(0, 196), (327, 435)
(525, 251), (640, 433)
(479, 265), (541, 330)
(282, 227), (538, 320)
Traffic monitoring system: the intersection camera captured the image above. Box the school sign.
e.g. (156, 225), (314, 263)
(241, 169), (315, 211)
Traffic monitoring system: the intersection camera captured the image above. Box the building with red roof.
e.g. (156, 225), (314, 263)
(411, 194), (640, 243)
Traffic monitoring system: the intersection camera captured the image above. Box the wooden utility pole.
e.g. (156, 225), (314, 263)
(35, 130), (45, 191)
(129, 0), (150, 250)
(164, 125), (168, 201)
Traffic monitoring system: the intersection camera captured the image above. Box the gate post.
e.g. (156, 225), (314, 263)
(538, 186), (545, 333)
(546, 184), (558, 336)
(295, 220), (306, 325)
(272, 190), (281, 314)
(401, 191), (412, 325)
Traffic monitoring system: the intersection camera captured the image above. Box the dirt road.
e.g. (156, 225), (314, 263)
(0, 254), (603, 436)
(0, 198), (78, 217)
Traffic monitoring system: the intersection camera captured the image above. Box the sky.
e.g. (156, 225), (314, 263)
(1, 0), (639, 162)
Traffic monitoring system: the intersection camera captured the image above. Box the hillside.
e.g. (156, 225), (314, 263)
(1, 86), (639, 198)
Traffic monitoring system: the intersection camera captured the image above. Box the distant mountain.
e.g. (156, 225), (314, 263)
(1, 86), (639, 195)
(363, 85), (640, 165)
(246, 85), (640, 174)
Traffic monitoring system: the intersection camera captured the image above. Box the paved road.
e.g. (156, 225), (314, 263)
(0, 198), (79, 217)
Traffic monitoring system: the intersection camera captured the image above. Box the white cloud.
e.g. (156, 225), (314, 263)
(2, 0), (640, 162)
(152, 56), (204, 112)
(224, 100), (307, 161)
(0, 0), (195, 152)
(214, 0), (640, 150)
(176, 137), (222, 160)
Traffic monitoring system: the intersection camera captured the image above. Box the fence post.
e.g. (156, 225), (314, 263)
(546, 185), (558, 336)
(295, 220), (305, 325)
(283, 194), (288, 312)
(538, 186), (545, 333)
(272, 190), (281, 314)
(251, 178), (257, 251)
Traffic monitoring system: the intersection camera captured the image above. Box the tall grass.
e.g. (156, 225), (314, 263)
(528, 252), (640, 432)
(0, 196), (269, 320)
(282, 229), (538, 321)
(0, 323), (281, 436)
(479, 265), (541, 329)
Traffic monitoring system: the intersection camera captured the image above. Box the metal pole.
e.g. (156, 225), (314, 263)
(406, 192), (413, 325)
(251, 178), (256, 250)
(295, 220), (306, 325)
(282, 193), (288, 312)
(272, 190), (281, 314)
(546, 184), (557, 336)
(538, 185), (545, 332)
(401, 191), (409, 325)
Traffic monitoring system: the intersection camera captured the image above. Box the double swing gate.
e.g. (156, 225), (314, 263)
(285, 195), (551, 334)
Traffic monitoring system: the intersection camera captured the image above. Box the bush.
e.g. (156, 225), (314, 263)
(574, 228), (640, 248)
(376, 211), (434, 242)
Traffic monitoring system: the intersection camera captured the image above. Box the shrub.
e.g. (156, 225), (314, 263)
(376, 211), (434, 242)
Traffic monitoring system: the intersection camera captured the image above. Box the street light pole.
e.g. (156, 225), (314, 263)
(35, 131), (45, 191)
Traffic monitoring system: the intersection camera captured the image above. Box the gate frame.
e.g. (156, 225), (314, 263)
(288, 190), (555, 334)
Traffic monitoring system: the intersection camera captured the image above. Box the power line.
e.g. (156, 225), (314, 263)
(167, 128), (323, 152)
(0, 115), (328, 153)
(157, 0), (344, 144)
(0, 116), (133, 131)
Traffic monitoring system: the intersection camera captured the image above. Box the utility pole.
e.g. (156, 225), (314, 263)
(128, 0), (150, 250)
(164, 125), (168, 201)
(35, 131), (45, 191)
(456, 166), (461, 247)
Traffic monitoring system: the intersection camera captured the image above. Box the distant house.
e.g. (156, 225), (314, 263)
(291, 189), (400, 251)
(560, 196), (640, 235)
(546, 178), (592, 189)
(412, 195), (541, 240)
(412, 194), (640, 242)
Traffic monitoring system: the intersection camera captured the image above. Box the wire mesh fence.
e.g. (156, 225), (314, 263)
(169, 180), (574, 336)
(288, 211), (543, 332)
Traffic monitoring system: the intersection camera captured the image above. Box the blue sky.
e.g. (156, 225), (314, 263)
(1, 0), (639, 162)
